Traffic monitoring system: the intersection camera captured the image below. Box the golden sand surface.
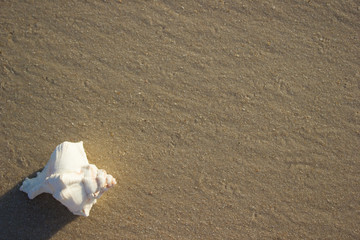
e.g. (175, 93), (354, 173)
(0, 1), (359, 239)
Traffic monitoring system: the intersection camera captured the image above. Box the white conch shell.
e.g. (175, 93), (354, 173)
(20, 141), (116, 216)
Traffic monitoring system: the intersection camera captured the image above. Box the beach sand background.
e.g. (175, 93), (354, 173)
(0, 0), (359, 239)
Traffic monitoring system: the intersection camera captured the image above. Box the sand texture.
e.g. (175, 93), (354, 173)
(0, 0), (359, 239)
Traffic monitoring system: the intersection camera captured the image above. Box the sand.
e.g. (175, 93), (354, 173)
(0, 0), (359, 239)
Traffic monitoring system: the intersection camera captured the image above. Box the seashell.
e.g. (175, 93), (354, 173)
(20, 141), (116, 216)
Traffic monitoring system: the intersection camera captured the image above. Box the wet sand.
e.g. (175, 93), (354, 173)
(0, 0), (359, 239)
